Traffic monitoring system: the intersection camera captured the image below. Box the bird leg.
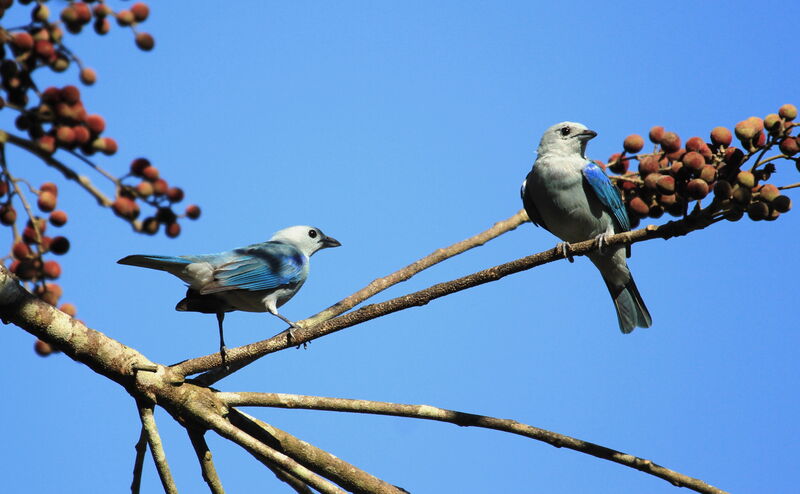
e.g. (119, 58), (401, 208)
(594, 233), (613, 256)
(556, 241), (574, 263)
(216, 312), (229, 370)
(272, 312), (307, 349)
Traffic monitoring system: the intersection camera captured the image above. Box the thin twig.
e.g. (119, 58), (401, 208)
(301, 209), (528, 327)
(203, 412), (346, 494)
(187, 428), (226, 494)
(220, 392), (725, 494)
(137, 403), (178, 494)
(180, 214), (710, 382)
(778, 182), (800, 191)
(4, 132), (114, 207)
(229, 408), (406, 494)
(131, 427), (148, 494)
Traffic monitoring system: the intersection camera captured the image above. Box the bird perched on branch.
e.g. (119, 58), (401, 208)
(520, 122), (651, 332)
(118, 225), (341, 364)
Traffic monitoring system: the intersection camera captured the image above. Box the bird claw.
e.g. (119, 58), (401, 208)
(594, 233), (612, 255)
(220, 345), (230, 371)
(556, 242), (574, 263)
(286, 325), (308, 349)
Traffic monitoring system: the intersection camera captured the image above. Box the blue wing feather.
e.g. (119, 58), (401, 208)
(200, 242), (306, 294)
(582, 162), (630, 232)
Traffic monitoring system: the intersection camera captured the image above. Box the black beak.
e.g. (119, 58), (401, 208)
(577, 129), (598, 141)
(321, 236), (341, 248)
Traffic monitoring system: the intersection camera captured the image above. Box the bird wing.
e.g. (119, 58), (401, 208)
(582, 162), (630, 232)
(199, 242), (306, 294)
(521, 170), (548, 230)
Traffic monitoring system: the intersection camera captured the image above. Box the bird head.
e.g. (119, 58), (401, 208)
(537, 121), (597, 159)
(270, 225), (341, 257)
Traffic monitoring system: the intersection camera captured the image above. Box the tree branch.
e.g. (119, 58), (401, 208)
(301, 210), (528, 327)
(187, 428), (226, 494)
(138, 403), (178, 494)
(131, 427), (148, 494)
(181, 213), (707, 383)
(201, 412), (346, 494)
(218, 392), (726, 494)
(228, 408), (407, 494)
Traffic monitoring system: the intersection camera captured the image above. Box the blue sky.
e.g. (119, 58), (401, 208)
(2, 2), (799, 493)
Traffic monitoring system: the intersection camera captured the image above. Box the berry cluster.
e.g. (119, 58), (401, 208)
(605, 104), (797, 229)
(114, 157), (201, 238)
(0, 2), (198, 356)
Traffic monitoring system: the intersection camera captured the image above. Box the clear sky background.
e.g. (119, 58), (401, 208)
(2, 2), (798, 493)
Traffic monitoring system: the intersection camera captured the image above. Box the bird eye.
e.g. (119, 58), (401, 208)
(308, 229), (318, 238)
(560, 127), (571, 136)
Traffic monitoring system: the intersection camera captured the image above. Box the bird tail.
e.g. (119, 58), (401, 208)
(605, 276), (652, 334)
(117, 254), (191, 273)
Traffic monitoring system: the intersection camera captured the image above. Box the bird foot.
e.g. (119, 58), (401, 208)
(285, 325), (308, 349)
(556, 242), (574, 263)
(594, 233), (613, 255)
(219, 345), (230, 371)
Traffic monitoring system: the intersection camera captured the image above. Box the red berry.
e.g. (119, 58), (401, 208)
(136, 181), (154, 197)
(34, 40), (55, 59)
(710, 127), (732, 147)
(95, 137), (117, 155)
(623, 134), (644, 154)
(660, 132), (681, 153)
(628, 197), (649, 217)
(79, 67), (96, 86)
(166, 222), (181, 238)
(142, 165), (160, 181)
(656, 175), (675, 195)
(61, 85), (80, 105)
(72, 126), (90, 144)
(112, 197), (139, 220)
(637, 156), (660, 176)
(1, 204), (17, 225)
(38, 136), (56, 154)
(50, 236), (70, 255)
(607, 153), (629, 174)
(131, 2), (150, 22)
(153, 179), (168, 196)
(185, 204), (201, 219)
(43, 260), (61, 279)
(37, 191), (57, 212)
(55, 126), (75, 145)
(779, 137), (799, 156)
(778, 104), (797, 121)
(84, 114), (105, 134)
(648, 126), (665, 144)
(685, 137), (705, 153)
(116, 10), (135, 26)
(683, 151), (705, 172)
(166, 187), (184, 203)
(59, 303), (77, 317)
(12, 241), (32, 260)
(12, 32), (34, 52)
(49, 210), (68, 226)
(40, 182), (58, 196)
(130, 158), (151, 176)
(135, 32), (155, 51)
(34, 339), (54, 356)
(686, 179), (709, 200)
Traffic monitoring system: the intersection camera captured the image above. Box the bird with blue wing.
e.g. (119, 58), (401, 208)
(118, 225), (341, 364)
(520, 122), (651, 333)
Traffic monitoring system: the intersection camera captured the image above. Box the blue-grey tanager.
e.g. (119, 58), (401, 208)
(521, 122), (651, 332)
(118, 225), (341, 361)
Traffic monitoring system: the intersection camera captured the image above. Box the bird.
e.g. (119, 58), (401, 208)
(520, 122), (651, 333)
(117, 225), (341, 364)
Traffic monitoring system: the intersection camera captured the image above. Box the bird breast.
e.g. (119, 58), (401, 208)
(530, 159), (613, 243)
